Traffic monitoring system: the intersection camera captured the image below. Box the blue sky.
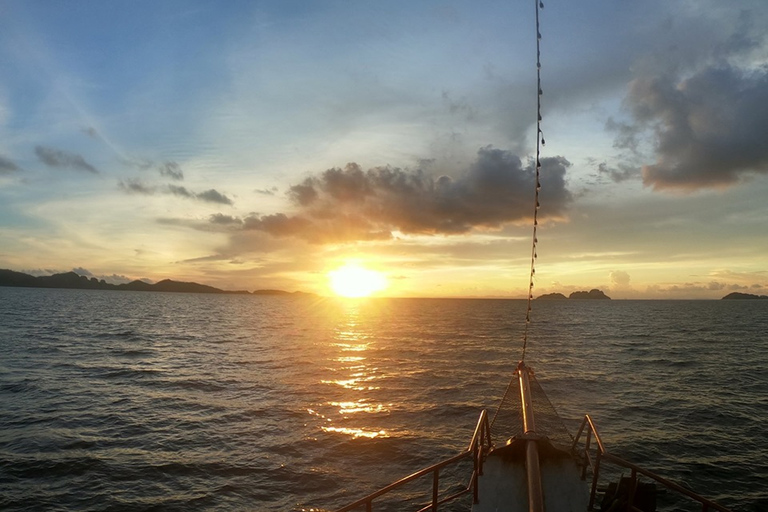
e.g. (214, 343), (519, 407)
(1, 0), (767, 298)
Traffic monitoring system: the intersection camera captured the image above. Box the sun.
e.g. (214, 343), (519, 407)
(329, 264), (388, 298)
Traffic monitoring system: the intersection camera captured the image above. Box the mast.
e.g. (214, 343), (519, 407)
(518, 361), (545, 512)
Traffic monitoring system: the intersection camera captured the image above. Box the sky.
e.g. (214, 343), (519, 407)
(1, 0), (767, 299)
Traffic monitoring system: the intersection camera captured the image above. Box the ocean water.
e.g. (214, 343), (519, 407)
(0, 287), (766, 511)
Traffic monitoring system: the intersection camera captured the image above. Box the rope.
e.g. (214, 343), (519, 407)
(491, 0), (544, 431)
(520, 0), (544, 363)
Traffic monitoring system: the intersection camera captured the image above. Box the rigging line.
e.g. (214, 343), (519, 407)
(491, 0), (544, 431)
(521, 0), (544, 363)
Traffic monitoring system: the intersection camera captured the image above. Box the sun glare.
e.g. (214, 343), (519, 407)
(329, 264), (388, 298)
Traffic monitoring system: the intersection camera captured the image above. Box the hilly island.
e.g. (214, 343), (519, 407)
(0, 269), (307, 296)
(537, 289), (611, 300)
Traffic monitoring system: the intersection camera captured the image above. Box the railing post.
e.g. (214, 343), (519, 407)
(366, 501), (372, 512)
(472, 435), (482, 503)
(628, 468), (638, 510)
(588, 450), (601, 511)
(432, 468), (439, 512)
(582, 426), (592, 480)
(572, 415), (587, 451)
(478, 443), (484, 476)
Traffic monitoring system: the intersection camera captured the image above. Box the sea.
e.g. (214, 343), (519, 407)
(0, 287), (766, 512)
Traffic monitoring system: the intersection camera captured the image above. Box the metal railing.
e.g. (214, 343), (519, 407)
(334, 409), (493, 512)
(572, 415), (732, 512)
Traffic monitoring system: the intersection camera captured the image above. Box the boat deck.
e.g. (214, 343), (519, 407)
(472, 438), (588, 512)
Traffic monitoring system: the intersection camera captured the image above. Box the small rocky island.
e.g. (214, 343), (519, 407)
(537, 289), (611, 300)
(721, 292), (768, 300)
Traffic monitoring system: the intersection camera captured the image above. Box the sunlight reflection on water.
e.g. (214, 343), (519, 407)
(317, 301), (391, 439)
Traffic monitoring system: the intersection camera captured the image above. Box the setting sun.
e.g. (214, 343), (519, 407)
(329, 264), (388, 298)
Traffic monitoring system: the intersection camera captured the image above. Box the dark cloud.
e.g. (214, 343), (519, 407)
(210, 213), (243, 225)
(119, 178), (156, 194)
(238, 147), (571, 244)
(197, 189), (234, 205)
(0, 155), (19, 174)
(159, 161), (184, 181)
(167, 185), (233, 204)
(168, 184), (194, 198)
(119, 179), (233, 205)
(620, 65), (768, 190)
(35, 145), (98, 174)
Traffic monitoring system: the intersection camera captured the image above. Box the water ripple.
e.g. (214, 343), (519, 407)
(0, 289), (765, 511)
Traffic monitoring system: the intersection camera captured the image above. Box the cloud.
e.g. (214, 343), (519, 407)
(77, 268), (151, 285)
(118, 179), (232, 205)
(22, 268), (64, 277)
(255, 186), (278, 195)
(166, 185), (233, 205)
(197, 189), (234, 205)
(120, 181), (234, 205)
(209, 213), (243, 225)
(34, 145), (98, 174)
(0, 155), (19, 174)
(100, 274), (143, 285)
(119, 157), (184, 180)
(609, 270), (631, 288)
(82, 127), (99, 139)
(159, 161), (184, 181)
(620, 65), (768, 190)
(238, 146), (571, 244)
(119, 178), (156, 194)
(119, 155), (154, 170)
(597, 161), (640, 183)
(167, 184), (193, 198)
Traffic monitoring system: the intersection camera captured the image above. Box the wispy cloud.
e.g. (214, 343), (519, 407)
(159, 161), (184, 180)
(255, 186), (278, 196)
(597, 161), (640, 183)
(209, 213), (243, 225)
(35, 145), (98, 174)
(167, 185), (233, 205)
(119, 180), (234, 205)
(81, 126), (99, 139)
(0, 155), (19, 174)
(118, 178), (156, 194)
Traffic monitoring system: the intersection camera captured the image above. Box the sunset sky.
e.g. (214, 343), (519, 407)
(1, 0), (767, 298)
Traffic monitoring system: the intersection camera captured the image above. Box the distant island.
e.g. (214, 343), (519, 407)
(537, 289), (611, 300)
(0, 269), (310, 296)
(721, 292), (768, 300)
